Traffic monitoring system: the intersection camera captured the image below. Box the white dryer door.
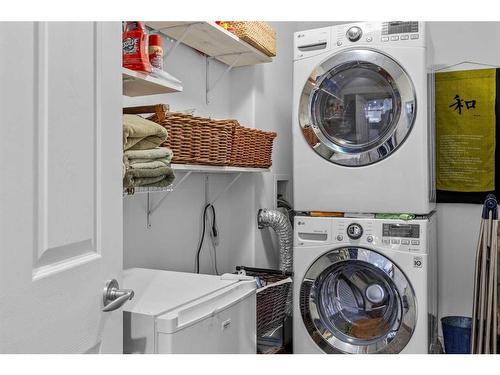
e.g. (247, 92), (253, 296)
(298, 49), (416, 166)
(300, 247), (417, 354)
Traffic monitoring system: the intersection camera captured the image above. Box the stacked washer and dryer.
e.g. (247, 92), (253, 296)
(292, 22), (439, 354)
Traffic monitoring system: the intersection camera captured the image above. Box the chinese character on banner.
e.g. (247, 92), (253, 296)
(449, 94), (477, 115)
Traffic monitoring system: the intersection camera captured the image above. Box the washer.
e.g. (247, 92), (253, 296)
(293, 215), (438, 354)
(293, 22), (435, 214)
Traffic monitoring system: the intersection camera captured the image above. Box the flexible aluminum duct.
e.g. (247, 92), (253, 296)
(257, 208), (293, 272)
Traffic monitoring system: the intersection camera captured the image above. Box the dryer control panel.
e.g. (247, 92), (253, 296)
(331, 21), (426, 49)
(293, 21), (427, 61)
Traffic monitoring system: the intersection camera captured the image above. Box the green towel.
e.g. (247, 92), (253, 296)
(124, 147), (173, 162)
(127, 159), (171, 169)
(137, 174), (175, 188)
(375, 213), (416, 221)
(123, 115), (168, 151)
(123, 165), (175, 188)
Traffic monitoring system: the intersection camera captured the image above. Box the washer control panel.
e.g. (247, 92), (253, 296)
(333, 219), (426, 253)
(294, 216), (429, 254)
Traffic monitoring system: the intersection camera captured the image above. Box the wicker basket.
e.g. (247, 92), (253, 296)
(229, 22), (276, 57)
(235, 266), (292, 339)
(123, 104), (276, 168)
(230, 127), (276, 168)
(157, 112), (235, 166)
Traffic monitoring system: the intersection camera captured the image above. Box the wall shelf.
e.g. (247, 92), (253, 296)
(145, 22), (273, 67)
(122, 67), (183, 97)
(123, 163), (270, 227)
(123, 185), (174, 196)
(171, 163), (270, 174)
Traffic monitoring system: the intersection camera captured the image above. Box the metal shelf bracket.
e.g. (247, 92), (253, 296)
(145, 171), (243, 228)
(205, 53), (243, 104)
(146, 171), (192, 228)
(208, 172), (243, 205)
(151, 22), (202, 62)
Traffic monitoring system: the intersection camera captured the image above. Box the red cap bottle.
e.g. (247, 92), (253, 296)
(148, 34), (164, 70)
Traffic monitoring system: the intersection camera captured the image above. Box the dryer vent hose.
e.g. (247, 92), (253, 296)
(257, 209), (293, 272)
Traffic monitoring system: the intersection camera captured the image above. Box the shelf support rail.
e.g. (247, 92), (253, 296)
(157, 22), (202, 60)
(206, 53), (243, 104)
(146, 171), (193, 228)
(209, 173), (242, 205)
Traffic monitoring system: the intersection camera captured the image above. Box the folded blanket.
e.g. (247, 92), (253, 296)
(123, 115), (168, 151)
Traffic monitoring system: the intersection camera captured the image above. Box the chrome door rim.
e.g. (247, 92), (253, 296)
(298, 48), (417, 167)
(300, 247), (417, 354)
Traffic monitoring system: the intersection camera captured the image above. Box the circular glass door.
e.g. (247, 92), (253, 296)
(299, 49), (416, 166)
(300, 247), (417, 354)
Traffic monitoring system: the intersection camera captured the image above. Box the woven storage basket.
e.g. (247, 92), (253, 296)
(230, 126), (276, 168)
(230, 22), (276, 57)
(123, 104), (276, 168)
(156, 112), (235, 166)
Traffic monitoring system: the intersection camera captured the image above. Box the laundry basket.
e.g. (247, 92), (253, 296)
(441, 316), (472, 354)
(236, 266), (292, 354)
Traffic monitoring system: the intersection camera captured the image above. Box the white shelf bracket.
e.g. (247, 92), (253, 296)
(146, 171), (193, 228)
(209, 173), (242, 205)
(158, 22), (201, 61)
(206, 53), (243, 104)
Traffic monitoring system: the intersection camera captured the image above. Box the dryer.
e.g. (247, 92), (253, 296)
(293, 215), (438, 354)
(293, 22), (435, 214)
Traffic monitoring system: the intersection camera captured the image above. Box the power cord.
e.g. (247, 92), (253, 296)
(195, 203), (219, 274)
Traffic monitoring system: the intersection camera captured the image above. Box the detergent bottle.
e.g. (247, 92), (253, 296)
(122, 22), (152, 73)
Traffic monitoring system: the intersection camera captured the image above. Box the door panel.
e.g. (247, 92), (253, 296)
(299, 49), (416, 166)
(0, 22), (123, 353)
(300, 247), (417, 354)
(35, 22), (101, 277)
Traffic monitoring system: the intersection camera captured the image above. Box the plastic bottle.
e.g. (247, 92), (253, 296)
(148, 34), (164, 70)
(122, 21), (151, 73)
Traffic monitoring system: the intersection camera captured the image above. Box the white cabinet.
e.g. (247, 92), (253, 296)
(123, 268), (257, 354)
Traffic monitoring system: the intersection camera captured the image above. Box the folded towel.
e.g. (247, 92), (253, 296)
(124, 147), (172, 160)
(127, 159), (171, 169)
(123, 115), (168, 151)
(131, 173), (175, 188)
(123, 164), (175, 189)
(124, 147), (173, 165)
(127, 165), (171, 179)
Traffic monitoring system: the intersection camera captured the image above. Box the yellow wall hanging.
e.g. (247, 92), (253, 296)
(435, 66), (499, 203)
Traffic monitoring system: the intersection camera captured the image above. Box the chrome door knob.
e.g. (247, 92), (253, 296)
(102, 279), (134, 312)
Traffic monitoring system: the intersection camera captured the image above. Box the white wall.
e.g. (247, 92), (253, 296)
(123, 22), (499, 324)
(123, 23), (297, 274)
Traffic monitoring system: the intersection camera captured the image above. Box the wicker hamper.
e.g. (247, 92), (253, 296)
(229, 22), (276, 57)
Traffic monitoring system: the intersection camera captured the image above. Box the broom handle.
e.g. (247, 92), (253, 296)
(478, 221), (489, 353)
(471, 220), (485, 353)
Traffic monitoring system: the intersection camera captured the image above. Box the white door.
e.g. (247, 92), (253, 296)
(0, 22), (123, 353)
